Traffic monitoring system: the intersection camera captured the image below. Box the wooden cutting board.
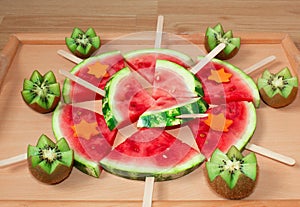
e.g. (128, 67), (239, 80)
(0, 32), (300, 207)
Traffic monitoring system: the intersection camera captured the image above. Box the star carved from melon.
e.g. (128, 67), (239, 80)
(208, 68), (232, 83)
(71, 119), (100, 140)
(87, 62), (109, 78)
(204, 113), (233, 132)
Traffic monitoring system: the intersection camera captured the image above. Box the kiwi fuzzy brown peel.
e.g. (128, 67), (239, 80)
(257, 67), (298, 108)
(21, 70), (61, 113)
(27, 134), (74, 185)
(205, 23), (241, 60)
(204, 146), (258, 200)
(65, 27), (101, 59)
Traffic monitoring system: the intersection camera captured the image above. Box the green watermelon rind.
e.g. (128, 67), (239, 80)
(198, 57), (261, 108)
(62, 50), (121, 104)
(102, 67), (131, 130)
(137, 98), (208, 128)
(100, 152), (205, 181)
(234, 101), (257, 151)
(124, 48), (195, 67)
(156, 59), (204, 97)
(52, 102), (101, 178)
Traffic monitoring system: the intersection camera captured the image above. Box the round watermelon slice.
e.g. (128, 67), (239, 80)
(52, 103), (117, 177)
(124, 48), (194, 83)
(188, 101), (256, 158)
(100, 128), (205, 181)
(62, 50), (125, 103)
(195, 57), (260, 107)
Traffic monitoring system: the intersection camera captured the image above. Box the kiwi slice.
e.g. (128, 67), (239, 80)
(205, 23), (241, 60)
(65, 27), (101, 58)
(257, 67), (298, 108)
(205, 146), (258, 199)
(27, 134), (74, 185)
(21, 70), (61, 113)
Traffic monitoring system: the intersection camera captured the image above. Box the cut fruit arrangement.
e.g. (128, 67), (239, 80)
(2, 19), (294, 203)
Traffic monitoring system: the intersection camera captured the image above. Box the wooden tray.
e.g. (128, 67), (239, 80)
(0, 32), (300, 207)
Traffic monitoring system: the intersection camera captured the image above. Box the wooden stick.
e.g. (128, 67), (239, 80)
(142, 177), (155, 207)
(59, 69), (106, 97)
(176, 113), (208, 119)
(246, 143), (296, 166)
(154, 15), (164, 49)
(0, 153), (27, 168)
(190, 43), (226, 74)
(244, 55), (276, 74)
(57, 49), (82, 64)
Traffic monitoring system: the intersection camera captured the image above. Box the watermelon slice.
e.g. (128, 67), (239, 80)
(152, 60), (204, 99)
(100, 128), (205, 181)
(102, 67), (155, 130)
(188, 101), (256, 158)
(52, 103), (117, 177)
(62, 50), (125, 103)
(195, 57), (260, 107)
(125, 48), (194, 83)
(137, 97), (208, 128)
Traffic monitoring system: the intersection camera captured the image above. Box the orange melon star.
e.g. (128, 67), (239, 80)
(87, 62), (109, 78)
(208, 68), (232, 83)
(72, 119), (100, 140)
(204, 113), (233, 132)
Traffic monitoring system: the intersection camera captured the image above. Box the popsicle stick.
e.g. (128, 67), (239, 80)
(246, 143), (296, 166)
(0, 153), (27, 168)
(244, 55), (276, 74)
(142, 177), (155, 207)
(59, 69), (105, 97)
(190, 43), (226, 74)
(154, 15), (164, 49)
(57, 49), (82, 64)
(176, 113), (208, 119)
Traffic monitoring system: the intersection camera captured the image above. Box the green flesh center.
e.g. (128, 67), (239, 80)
(39, 145), (62, 164)
(269, 76), (287, 90)
(75, 34), (90, 47)
(215, 32), (230, 44)
(32, 81), (51, 98)
(221, 157), (243, 174)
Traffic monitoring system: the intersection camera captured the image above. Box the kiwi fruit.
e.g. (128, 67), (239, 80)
(27, 134), (74, 185)
(204, 146), (258, 199)
(65, 27), (101, 58)
(257, 67), (298, 108)
(205, 23), (241, 60)
(21, 70), (61, 113)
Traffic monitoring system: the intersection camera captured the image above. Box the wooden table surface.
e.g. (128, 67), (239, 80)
(0, 0), (300, 51)
(1, 1), (300, 207)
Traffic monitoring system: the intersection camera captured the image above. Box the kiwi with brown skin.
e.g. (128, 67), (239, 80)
(257, 67), (298, 108)
(204, 146), (258, 200)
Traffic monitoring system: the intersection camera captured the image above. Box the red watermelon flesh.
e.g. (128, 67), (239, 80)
(126, 52), (192, 84)
(194, 59), (259, 107)
(188, 101), (256, 158)
(100, 128), (205, 181)
(53, 104), (117, 162)
(65, 51), (125, 103)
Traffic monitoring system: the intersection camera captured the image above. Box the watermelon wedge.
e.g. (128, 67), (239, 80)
(195, 57), (260, 107)
(62, 50), (125, 103)
(100, 128), (205, 181)
(52, 103), (117, 177)
(125, 48), (194, 83)
(188, 101), (256, 158)
(102, 67), (155, 130)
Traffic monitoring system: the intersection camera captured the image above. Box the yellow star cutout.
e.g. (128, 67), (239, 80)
(71, 119), (100, 140)
(204, 113), (233, 132)
(208, 68), (232, 83)
(87, 62), (109, 79)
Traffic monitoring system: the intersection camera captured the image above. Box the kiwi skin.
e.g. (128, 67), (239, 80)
(259, 87), (298, 108)
(204, 165), (259, 200)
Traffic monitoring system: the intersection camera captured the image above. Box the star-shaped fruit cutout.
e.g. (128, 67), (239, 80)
(87, 62), (109, 78)
(204, 113), (233, 132)
(208, 68), (232, 83)
(72, 119), (100, 140)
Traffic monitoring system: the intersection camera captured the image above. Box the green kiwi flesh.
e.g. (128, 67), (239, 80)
(205, 146), (258, 199)
(27, 134), (74, 184)
(21, 70), (61, 113)
(205, 23), (241, 60)
(257, 67), (298, 108)
(65, 27), (101, 58)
